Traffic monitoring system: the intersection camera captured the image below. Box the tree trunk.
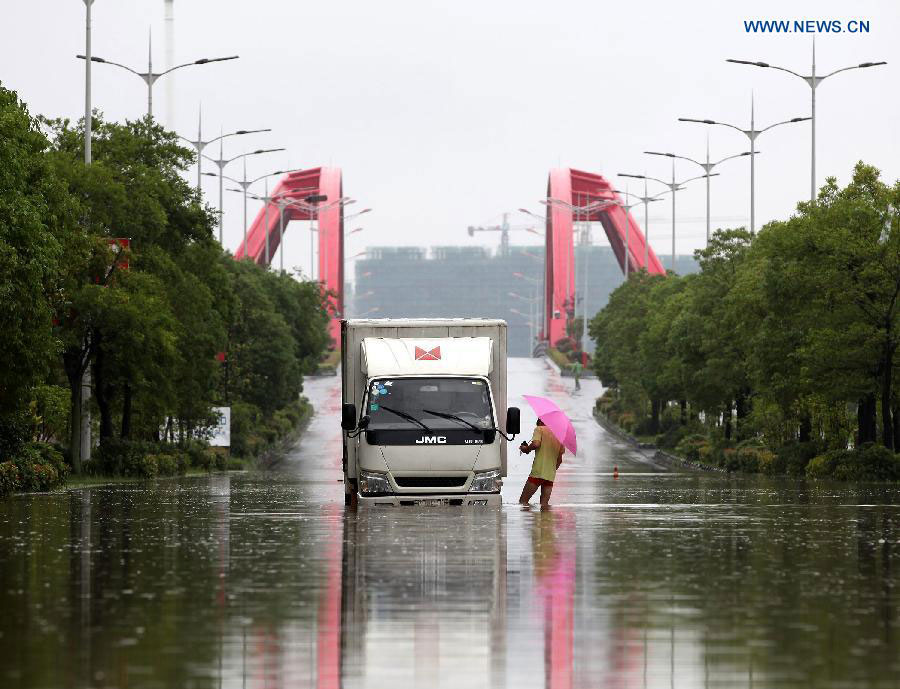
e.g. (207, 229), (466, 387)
(679, 399), (687, 426)
(63, 345), (88, 473)
(735, 391), (748, 439)
(858, 394), (877, 445)
(67, 375), (83, 472)
(121, 384), (132, 439)
(881, 350), (894, 450)
(892, 397), (900, 452)
(650, 399), (661, 434)
(723, 402), (732, 441)
(92, 341), (114, 442)
(799, 413), (812, 444)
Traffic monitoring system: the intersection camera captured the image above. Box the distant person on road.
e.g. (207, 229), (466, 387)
(571, 360), (582, 391)
(518, 419), (564, 506)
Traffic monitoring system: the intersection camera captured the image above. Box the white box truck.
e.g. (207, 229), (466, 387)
(340, 319), (521, 506)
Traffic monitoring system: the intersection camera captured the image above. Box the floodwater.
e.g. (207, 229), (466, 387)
(2, 359), (899, 689)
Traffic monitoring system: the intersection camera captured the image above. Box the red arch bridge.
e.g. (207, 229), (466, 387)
(235, 166), (664, 349)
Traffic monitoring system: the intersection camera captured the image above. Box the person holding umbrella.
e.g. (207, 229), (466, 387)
(518, 395), (578, 506)
(518, 419), (564, 506)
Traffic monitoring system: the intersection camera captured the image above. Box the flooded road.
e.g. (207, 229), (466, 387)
(2, 358), (899, 688)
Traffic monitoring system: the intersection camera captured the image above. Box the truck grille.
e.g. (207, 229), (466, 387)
(394, 476), (467, 488)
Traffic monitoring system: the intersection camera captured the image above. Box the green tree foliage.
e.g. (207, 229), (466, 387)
(0, 86), (73, 454)
(591, 163), (900, 466)
(0, 86), (330, 480)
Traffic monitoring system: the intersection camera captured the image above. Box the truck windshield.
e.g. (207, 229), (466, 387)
(366, 378), (493, 430)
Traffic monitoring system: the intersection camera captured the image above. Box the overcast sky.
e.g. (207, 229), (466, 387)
(3, 1), (898, 274)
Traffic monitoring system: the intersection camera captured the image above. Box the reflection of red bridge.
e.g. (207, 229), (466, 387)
(235, 166), (664, 348)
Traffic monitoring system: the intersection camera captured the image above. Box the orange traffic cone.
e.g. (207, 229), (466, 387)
(613, 465), (619, 479)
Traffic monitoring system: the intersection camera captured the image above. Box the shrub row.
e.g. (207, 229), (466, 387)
(91, 438), (224, 479)
(806, 443), (900, 481)
(230, 398), (311, 461)
(0, 442), (69, 496)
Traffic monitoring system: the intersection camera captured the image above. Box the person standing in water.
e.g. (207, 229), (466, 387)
(518, 418), (564, 506)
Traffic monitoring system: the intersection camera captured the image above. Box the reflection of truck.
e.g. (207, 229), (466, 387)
(340, 319), (520, 506)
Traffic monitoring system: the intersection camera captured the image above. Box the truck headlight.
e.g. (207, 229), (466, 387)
(359, 470), (392, 495)
(471, 469), (501, 493)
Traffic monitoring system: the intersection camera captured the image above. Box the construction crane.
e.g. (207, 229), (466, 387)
(467, 212), (540, 256)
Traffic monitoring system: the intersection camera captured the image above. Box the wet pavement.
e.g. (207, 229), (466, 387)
(2, 358), (900, 688)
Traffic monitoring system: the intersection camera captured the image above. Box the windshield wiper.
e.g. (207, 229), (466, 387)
(422, 409), (482, 432)
(423, 409), (514, 441)
(378, 404), (433, 433)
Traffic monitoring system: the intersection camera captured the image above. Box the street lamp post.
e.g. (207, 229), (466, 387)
(509, 292), (540, 352)
(644, 144), (753, 244)
(203, 146), (285, 244)
(618, 170), (713, 272)
(215, 166), (306, 250)
(609, 187), (664, 270)
(178, 109), (270, 190)
(679, 98), (810, 233)
(79, 0), (97, 470)
(246, 184), (297, 267)
(726, 43), (886, 201)
(513, 271), (543, 351)
(77, 33), (238, 118)
(83, 0), (95, 166)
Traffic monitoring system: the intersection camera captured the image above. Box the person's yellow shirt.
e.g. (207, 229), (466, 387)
(529, 426), (563, 481)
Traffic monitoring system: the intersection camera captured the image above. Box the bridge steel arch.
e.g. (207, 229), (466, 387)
(235, 166), (344, 346)
(544, 168), (665, 346)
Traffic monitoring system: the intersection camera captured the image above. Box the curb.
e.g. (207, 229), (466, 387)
(593, 409), (715, 473)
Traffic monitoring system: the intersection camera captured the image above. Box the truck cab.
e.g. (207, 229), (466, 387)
(340, 320), (520, 506)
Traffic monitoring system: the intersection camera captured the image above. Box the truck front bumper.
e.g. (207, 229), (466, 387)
(357, 492), (501, 507)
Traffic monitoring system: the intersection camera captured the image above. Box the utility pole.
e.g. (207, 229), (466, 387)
(80, 0), (96, 471)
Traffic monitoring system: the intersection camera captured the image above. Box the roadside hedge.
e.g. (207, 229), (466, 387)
(806, 443), (900, 481)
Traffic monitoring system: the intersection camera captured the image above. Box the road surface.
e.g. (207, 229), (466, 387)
(2, 358), (899, 688)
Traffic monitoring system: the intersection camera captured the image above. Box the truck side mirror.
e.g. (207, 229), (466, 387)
(341, 403), (357, 431)
(506, 407), (521, 436)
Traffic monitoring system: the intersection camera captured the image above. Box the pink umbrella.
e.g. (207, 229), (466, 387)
(522, 395), (577, 456)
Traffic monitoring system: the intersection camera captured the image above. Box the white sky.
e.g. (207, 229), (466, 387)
(2, 1), (898, 275)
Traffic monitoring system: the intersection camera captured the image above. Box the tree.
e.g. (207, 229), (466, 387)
(0, 85), (75, 455)
(755, 164), (900, 448)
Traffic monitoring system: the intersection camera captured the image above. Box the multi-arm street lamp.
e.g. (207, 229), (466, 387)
(240, 185), (297, 267)
(618, 168), (714, 272)
(726, 43), (886, 201)
(214, 164), (306, 249)
(202, 145), (285, 243)
(344, 208), (373, 225)
(609, 187), (664, 271)
(178, 109), (270, 190)
(679, 98), (809, 233)
(644, 145), (753, 244)
(77, 31), (237, 118)
(244, 194), (355, 281)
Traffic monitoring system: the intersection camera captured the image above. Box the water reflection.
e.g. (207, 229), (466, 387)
(2, 476), (900, 688)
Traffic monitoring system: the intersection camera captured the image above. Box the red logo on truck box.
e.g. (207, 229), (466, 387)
(415, 346), (441, 361)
